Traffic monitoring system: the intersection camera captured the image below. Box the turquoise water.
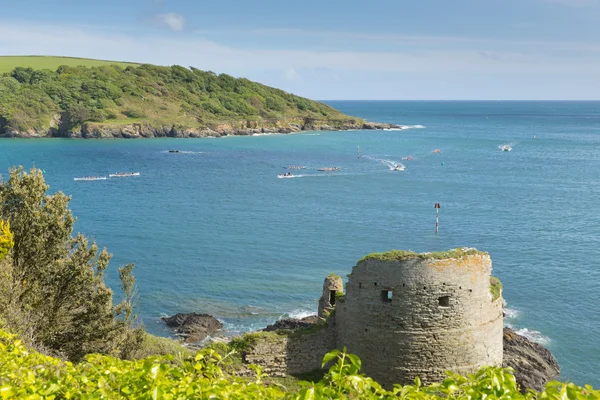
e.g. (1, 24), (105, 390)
(1, 101), (599, 387)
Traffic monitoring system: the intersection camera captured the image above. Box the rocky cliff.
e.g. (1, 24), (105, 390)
(503, 327), (560, 392)
(0, 119), (402, 139)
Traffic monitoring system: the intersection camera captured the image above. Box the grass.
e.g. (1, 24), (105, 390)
(490, 276), (503, 301)
(0, 56), (139, 74)
(357, 248), (486, 264)
(130, 333), (194, 360)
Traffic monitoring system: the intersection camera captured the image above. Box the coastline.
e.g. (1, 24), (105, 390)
(0, 120), (405, 139)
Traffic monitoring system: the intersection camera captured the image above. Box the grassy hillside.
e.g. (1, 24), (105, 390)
(0, 57), (363, 138)
(0, 56), (139, 74)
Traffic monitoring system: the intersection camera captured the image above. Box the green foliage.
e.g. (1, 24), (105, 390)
(358, 248), (486, 264)
(490, 276), (503, 301)
(0, 329), (597, 399)
(129, 333), (194, 360)
(0, 166), (143, 361)
(0, 60), (353, 136)
(0, 221), (13, 261)
(230, 331), (284, 353)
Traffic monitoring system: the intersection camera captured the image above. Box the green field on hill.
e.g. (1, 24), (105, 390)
(0, 56), (139, 74)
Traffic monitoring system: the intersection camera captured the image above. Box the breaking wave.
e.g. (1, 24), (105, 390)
(514, 328), (551, 345)
(400, 124), (425, 129)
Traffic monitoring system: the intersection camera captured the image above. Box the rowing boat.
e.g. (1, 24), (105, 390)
(109, 172), (140, 178)
(74, 176), (107, 181)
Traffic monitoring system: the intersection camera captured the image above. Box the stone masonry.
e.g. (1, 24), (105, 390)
(242, 248), (504, 387)
(336, 250), (503, 386)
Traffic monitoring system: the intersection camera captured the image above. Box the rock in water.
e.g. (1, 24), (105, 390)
(503, 327), (560, 392)
(161, 313), (223, 343)
(263, 315), (319, 331)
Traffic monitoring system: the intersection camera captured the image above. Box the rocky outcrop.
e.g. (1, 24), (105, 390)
(503, 328), (560, 392)
(263, 315), (320, 332)
(0, 118), (405, 139)
(161, 313), (223, 343)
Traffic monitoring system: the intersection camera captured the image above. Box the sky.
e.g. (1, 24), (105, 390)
(1, 0), (600, 100)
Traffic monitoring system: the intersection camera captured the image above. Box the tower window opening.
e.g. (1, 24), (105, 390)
(329, 290), (336, 306)
(381, 290), (392, 303)
(438, 296), (450, 308)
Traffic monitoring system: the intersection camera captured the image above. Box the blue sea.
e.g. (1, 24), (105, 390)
(1, 101), (599, 387)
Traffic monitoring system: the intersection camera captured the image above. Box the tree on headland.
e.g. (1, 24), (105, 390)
(0, 166), (143, 361)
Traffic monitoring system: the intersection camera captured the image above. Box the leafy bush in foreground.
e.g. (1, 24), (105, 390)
(0, 167), (142, 361)
(0, 329), (597, 399)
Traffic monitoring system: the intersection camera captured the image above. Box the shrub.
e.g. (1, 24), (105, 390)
(122, 108), (146, 118)
(0, 330), (597, 399)
(0, 167), (142, 361)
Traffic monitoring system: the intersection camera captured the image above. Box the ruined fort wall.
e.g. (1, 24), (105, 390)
(242, 325), (337, 377)
(336, 253), (503, 386)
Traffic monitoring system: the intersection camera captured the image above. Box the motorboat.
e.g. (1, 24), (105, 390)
(500, 145), (512, 152)
(390, 165), (405, 171)
(109, 172), (140, 178)
(277, 173), (296, 179)
(74, 176), (107, 181)
(168, 150), (180, 153)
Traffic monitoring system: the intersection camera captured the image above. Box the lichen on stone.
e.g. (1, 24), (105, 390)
(357, 248), (487, 264)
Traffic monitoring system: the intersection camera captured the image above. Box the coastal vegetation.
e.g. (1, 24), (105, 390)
(0, 166), (143, 361)
(357, 248), (486, 264)
(0, 57), (360, 137)
(490, 276), (503, 301)
(1, 328), (598, 399)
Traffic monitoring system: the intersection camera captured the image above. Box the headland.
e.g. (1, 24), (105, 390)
(0, 57), (401, 139)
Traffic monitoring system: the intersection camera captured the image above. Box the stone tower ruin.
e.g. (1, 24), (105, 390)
(318, 273), (344, 319)
(239, 248), (503, 388)
(335, 248), (504, 385)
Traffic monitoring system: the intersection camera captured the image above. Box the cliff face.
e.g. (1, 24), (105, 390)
(503, 327), (560, 392)
(0, 119), (400, 139)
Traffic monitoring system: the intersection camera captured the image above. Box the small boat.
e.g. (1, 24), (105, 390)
(403, 156), (414, 161)
(432, 149), (441, 154)
(285, 165), (306, 170)
(500, 145), (512, 152)
(109, 172), (140, 178)
(168, 150), (180, 153)
(390, 165), (405, 171)
(74, 176), (107, 181)
(317, 167), (340, 172)
(277, 173), (296, 179)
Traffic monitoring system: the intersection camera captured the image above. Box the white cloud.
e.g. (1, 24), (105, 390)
(1, 21), (600, 99)
(156, 13), (184, 31)
(1, 21), (599, 76)
(284, 67), (300, 80)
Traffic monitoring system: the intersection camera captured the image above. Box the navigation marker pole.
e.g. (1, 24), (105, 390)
(434, 202), (441, 234)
